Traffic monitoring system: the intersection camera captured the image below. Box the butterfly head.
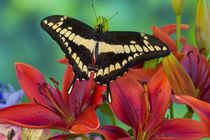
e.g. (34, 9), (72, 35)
(94, 16), (108, 32)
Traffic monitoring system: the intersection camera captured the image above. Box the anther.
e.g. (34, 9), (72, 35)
(49, 77), (59, 89)
(37, 82), (44, 95)
(42, 82), (47, 88)
(197, 55), (200, 64)
(199, 48), (206, 54)
(187, 51), (193, 57)
(140, 81), (148, 86)
(155, 90), (162, 97)
(33, 98), (41, 105)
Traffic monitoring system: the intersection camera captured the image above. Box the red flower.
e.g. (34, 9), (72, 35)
(153, 24), (199, 96)
(105, 68), (208, 139)
(0, 63), (101, 138)
(180, 39), (210, 102)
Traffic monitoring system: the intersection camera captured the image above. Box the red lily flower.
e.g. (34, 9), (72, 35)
(180, 38), (210, 102)
(0, 63), (101, 138)
(107, 67), (208, 139)
(152, 24), (199, 96)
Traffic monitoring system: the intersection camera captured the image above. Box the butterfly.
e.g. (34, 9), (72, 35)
(41, 15), (170, 103)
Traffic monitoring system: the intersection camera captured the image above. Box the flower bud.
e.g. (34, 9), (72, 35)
(171, 0), (184, 15)
(162, 54), (197, 96)
(195, 0), (210, 56)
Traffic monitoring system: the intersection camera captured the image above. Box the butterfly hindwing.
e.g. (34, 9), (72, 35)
(41, 15), (96, 81)
(94, 31), (170, 85)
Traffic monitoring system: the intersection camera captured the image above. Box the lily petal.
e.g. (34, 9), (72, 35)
(48, 134), (71, 140)
(0, 103), (66, 130)
(147, 68), (171, 131)
(62, 65), (94, 117)
(110, 73), (145, 128)
(159, 24), (189, 35)
(162, 54), (197, 96)
(153, 118), (208, 139)
(69, 78), (94, 117)
(58, 58), (69, 65)
(151, 25), (177, 52)
(62, 64), (94, 110)
(95, 125), (130, 140)
(128, 67), (159, 82)
(62, 65), (74, 98)
(69, 106), (99, 134)
(175, 95), (210, 136)
(152, 24), (189, 53)
(90, 84), (106, 106)
(15, 63), (51, 106)
(172, 51), (186, 62)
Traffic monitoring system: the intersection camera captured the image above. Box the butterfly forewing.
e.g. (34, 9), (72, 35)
(94, 31), (170, 85)
(41, 15), (96, 81)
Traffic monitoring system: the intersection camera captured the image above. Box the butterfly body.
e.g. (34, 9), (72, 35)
(41, 15), (170, 102)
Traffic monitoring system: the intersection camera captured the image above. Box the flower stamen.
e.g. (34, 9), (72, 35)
(199, 48), (206, 55)
(141, 82), (152, 138)
(187, 51), (195, 82)
(49, 77), (63, 101)
(42, 83), (66, 118)
(197, 59), (210, 99)
(49, 77), (59, 90)
(37, 83), (44, 95)
(33, 98), (41, 105)
(187, 51), (193, 57)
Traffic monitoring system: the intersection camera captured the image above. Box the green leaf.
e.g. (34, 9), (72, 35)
(100, 103), (116, 125)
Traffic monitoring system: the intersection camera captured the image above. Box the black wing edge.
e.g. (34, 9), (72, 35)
(40, 15), (69, 53)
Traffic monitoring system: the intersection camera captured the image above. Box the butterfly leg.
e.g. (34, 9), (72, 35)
(67, 75), (77, 94)
(106, 85), (112, 103)
(88, 64), (99, 72)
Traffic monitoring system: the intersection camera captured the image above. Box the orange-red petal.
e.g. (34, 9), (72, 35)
(154, 118), (208, 139)
(58, 57), (69, 65)
(0, 103), (66, 130)
(152, 24), (189, 53)
(151, 25), (177, 52)
(176, 95), (210, 136)
(110, 73), (145, 128)
(159, 24), (189, 35)
(147, 68), (171, 132)
(69, 106), (99, 134)
(128, 67), (159, 82)
(95, 125), (130, 140)
(15, 63), (52, 106)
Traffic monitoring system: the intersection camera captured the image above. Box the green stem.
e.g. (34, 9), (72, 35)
(183, 106), (194, 118)
(170, 100), (174, 119)
(176, 14), (181, 50)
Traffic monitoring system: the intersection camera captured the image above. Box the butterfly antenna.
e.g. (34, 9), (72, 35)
(108, 12), (119, 21)
(92, 3), (98, 19)
(102, 12), (119, 25)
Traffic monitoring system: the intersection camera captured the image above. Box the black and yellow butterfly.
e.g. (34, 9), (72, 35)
(41, 15), (170, 103)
